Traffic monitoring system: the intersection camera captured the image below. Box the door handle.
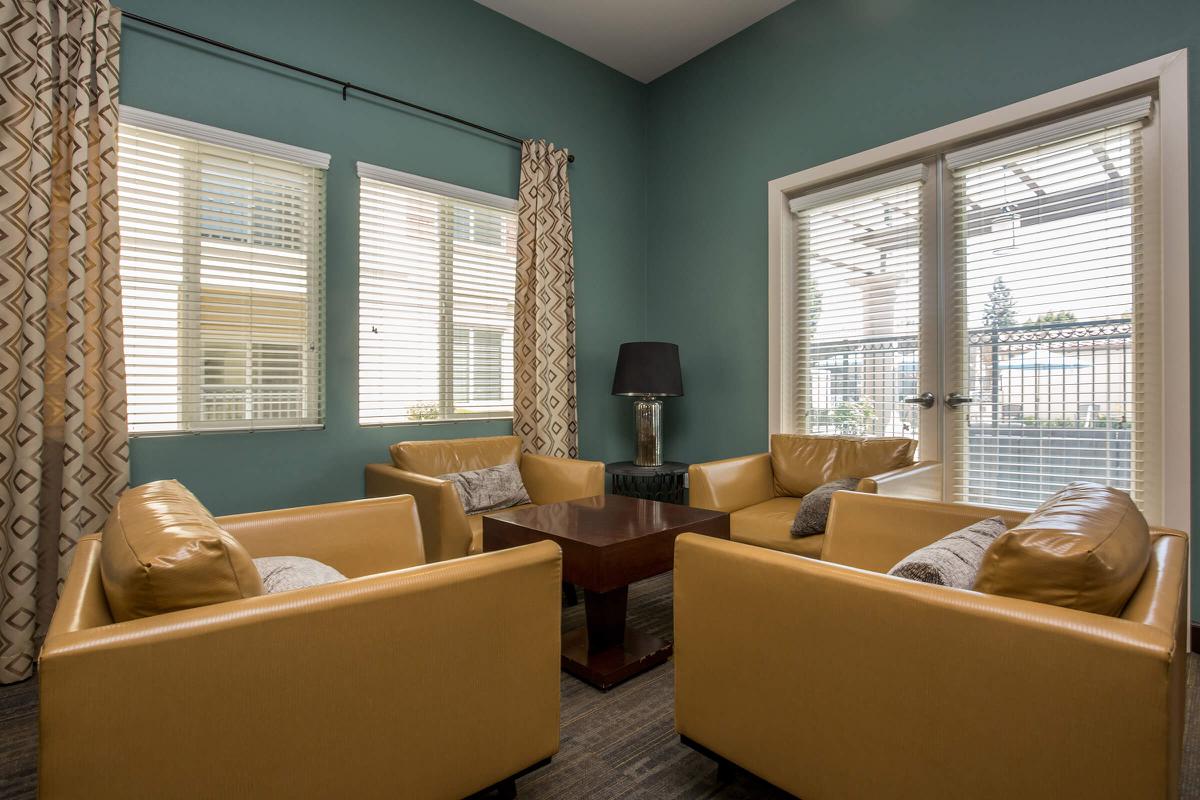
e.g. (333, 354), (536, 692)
(902, 392), (935, 409)
(945, 393), (974, 409)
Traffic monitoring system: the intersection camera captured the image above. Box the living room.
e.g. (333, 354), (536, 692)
(1, 0), (1196, 797)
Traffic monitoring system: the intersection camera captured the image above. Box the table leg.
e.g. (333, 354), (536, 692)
(561, 584), (672, 690)
(583, 587), (627, 653)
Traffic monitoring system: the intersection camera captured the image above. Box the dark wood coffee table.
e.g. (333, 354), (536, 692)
(483, 494), (729, 690)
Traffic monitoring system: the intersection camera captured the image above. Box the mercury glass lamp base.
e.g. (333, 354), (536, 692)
(633, 398), (664, 467)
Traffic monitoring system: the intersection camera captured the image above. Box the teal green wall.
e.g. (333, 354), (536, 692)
(643, 0), (1199, 604)
(121, 0), (648, 514)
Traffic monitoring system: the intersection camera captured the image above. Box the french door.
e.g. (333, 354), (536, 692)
(785, 96), (1161, 520)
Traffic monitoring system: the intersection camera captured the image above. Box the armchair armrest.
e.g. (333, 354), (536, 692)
(688, 453), (773, 512)
(520, 453), (604, 505)
(39, 541), (563, 800)
(218, 495), (425, 578)
(855, 460), (941, 499)
(365, 463), (471, 562)
(674, 534), (1182, 800)
(821, 491), (1029, 572)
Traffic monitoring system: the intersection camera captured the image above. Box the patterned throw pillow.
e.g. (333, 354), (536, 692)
(254, 556), (347, 594)
(438, 462), (532, 514)
(887, 517), (1008, 589)
(790, 477), (861, 537)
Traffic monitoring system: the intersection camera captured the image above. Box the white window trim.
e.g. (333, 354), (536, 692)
(787, 163), (926, 212)
(120, 106), (331, 169)
(355, 161), (518, 212)
(766, 50), (1189, 532)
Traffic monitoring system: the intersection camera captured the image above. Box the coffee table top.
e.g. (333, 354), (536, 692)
(484, 493), (725, 547)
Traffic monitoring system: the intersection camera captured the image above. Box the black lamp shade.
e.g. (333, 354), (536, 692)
(611, 342), (683, 397)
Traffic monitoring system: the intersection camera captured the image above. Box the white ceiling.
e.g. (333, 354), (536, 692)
(475, 0), (795, 83)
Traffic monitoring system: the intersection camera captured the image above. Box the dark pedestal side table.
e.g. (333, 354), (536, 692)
(606, 461), (689, 505)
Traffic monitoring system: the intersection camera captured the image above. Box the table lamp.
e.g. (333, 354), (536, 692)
(611, 342), (683, 467)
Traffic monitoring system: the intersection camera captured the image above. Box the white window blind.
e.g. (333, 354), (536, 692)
(789, 167), (925, 439)
(118, 114), (327, 434)
(357, 164), (518, 425)
(948, 103), (1155, 514)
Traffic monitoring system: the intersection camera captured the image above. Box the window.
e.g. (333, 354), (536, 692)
(118, 108), (327, 434)
(357, 163), (517, 425)
(775, 92), (1176, 522)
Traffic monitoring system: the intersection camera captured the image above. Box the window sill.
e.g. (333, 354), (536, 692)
(129, 423), (326, 439)
(358, 416), (513, 429)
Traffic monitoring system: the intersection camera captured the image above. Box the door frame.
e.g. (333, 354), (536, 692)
(767, 50), (1189, 530)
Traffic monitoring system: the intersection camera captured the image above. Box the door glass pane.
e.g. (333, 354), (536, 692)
(792, 179), (923, 439)
(950, 123), (1143, 509)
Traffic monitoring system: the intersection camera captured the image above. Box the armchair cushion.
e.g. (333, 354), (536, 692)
(438, 462), (531, 514)
(731, 498), (824, 558)
(791, 478), (860, 537)
(888, 516), (1006, 588)
(975, 482), (1151, 616)
(770, 434), (915, 498)
(390, 435), (521, 476)
(100, 480), (264, 622)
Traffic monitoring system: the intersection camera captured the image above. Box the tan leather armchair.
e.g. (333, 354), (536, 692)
(674, 491), (1188, 800)
(365, 435), (604, 561)
(689, 433), (938, 557)
(40, 494), (562, 800)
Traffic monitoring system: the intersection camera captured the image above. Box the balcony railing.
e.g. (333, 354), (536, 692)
(961, 316), (1133, 507)
(802, 316), (1135, 508)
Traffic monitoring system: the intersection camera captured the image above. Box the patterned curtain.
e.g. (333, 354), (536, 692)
(514, 140), (578, 458)
(0, 0), (127, 683)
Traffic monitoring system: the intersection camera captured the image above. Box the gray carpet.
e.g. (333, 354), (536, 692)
(2, 573), (1197, 799)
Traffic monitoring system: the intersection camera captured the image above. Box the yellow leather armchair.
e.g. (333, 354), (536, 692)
(40, 495), (562, 800)
(365, 435), (604, 561)
(674, 492), (1188, 800)
(689, 433), (939, 558)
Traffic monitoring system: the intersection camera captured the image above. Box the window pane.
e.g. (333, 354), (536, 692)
(117, 121), (325, 434)
(358, 174), (516, 425)
(951, 122), (1144, 509)
(791, 177), (923, 440)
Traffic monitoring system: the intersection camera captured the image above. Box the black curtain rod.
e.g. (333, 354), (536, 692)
(120, 11), (575, 163)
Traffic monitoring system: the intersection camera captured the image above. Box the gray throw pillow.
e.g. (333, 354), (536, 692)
(438, 462), (531, 514)
(254, 556), (347, 594)
(887, 516), (1008, 589)
(790, 478), (860, 537)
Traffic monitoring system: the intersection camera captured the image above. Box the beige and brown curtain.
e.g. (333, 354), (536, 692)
(0, 0), (127, 683)
(514, 140), (578, 458)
